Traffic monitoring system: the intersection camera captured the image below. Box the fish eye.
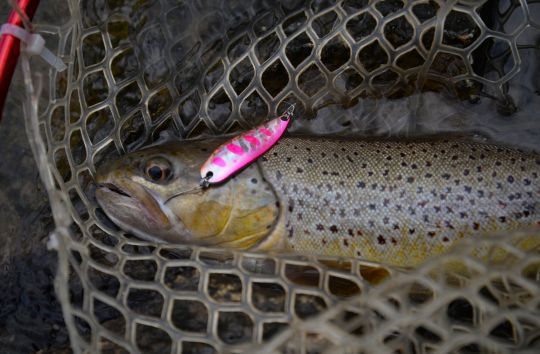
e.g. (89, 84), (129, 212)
(144, 157), (172, 183)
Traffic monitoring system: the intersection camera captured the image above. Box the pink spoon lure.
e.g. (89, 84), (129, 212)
(200, 105), (294, 186)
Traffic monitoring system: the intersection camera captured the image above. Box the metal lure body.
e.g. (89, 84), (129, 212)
(200, 106), (293, 185)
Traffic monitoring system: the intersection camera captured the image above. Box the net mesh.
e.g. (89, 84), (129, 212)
(16, 0), (540, 353)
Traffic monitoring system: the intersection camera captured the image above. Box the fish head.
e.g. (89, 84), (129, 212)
(95, 141), (282, 249)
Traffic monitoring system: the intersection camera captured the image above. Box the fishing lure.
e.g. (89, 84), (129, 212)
(200, 105), (294, 187)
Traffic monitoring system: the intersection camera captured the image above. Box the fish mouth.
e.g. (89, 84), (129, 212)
(96, 179), (172, 232)
(97, 183), (132, 198)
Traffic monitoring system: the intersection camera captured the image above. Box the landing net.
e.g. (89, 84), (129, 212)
(17, 0), (540, 353)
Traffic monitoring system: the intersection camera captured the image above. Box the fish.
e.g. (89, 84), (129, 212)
(95, 137), (540, 267)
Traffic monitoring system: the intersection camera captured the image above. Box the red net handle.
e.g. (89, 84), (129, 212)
(0, 0), (40, 120)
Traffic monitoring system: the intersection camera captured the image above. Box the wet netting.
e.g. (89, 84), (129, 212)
(16, 0), (540, 353)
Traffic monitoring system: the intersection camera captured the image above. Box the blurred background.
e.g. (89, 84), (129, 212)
(0, 3), (68, 353)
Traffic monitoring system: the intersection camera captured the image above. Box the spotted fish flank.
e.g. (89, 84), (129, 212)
(96, 137), (540, 267)
(258, 138), (540, 265)
(200, 107), (293, 184)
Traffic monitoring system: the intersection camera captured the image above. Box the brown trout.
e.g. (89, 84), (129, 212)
(95, 137), (540, 266)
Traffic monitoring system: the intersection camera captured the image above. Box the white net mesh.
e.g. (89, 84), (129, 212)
(17, 0), (540, 353)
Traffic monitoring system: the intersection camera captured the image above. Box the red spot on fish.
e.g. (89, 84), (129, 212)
(260, 128), (272, 136)
(212, 157), (226, 167)
(227, 144), (244, 155)
(244, 135), (260, 146)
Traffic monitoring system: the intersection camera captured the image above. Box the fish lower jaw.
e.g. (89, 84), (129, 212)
(103, 212), (164, 243)
(105, 211), (194, 244)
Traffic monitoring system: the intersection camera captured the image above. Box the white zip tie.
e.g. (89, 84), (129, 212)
(0, 23), (67, 72)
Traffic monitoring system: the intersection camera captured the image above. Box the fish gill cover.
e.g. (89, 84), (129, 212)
(14, 0), (540, 353)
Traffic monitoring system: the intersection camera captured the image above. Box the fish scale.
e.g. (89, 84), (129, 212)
(258, 137), (540, 266)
